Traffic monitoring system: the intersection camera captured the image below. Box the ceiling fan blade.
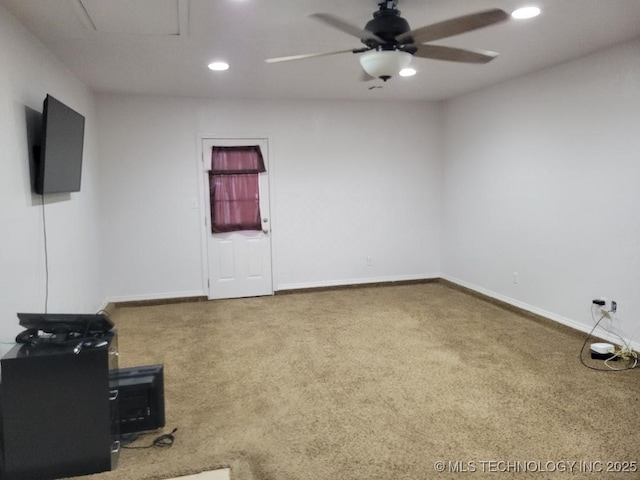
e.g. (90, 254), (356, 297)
(309, 13), (383, 43)
(265, 49), (355, 64)
(413, 44), (498, 64)
(397, 9), (509, 44)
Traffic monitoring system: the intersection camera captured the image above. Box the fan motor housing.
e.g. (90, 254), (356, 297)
(365, 9), (411, 44)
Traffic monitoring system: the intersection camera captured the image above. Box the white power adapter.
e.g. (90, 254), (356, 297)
(590, 342), (615, 354)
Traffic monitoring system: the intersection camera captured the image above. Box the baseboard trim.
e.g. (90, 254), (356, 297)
(275, 274), (440, 293)
(107, 294), (208, 309)
(441, 275), (639, 353)
(98, 277), (638, 353)
(275, 277), (439, 296)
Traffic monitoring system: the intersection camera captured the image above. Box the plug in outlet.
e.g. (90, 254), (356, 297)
(600, 307), (614, 320)
(595, 298), (618, 320)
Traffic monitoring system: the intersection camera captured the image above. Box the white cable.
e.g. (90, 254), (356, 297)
(590, 305), (630, 351)
(585, 304), (638, 371)
(604, 352), (638, 371)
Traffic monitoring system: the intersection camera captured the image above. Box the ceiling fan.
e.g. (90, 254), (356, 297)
(265, 0), (510, 81)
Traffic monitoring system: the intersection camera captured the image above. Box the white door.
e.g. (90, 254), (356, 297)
(202, 138), (273, 300)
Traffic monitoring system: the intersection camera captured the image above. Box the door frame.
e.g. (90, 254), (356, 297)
(196, 134), (276, 298)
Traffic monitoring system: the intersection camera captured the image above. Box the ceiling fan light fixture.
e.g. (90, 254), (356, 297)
(359, 50), (412, 81)
(511, 6), (541, 19)
(399, 67), (416, 77)
(208, 61), (230, 71)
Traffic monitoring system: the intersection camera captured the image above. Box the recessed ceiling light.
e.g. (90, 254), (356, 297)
(399, 67), (417, 77)
(511, 6), (541, 19)
(208, 61), (229, 71)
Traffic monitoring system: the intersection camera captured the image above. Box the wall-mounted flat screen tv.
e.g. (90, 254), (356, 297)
(35, 94), (85, 194)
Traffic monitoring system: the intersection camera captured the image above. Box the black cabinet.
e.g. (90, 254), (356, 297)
(0, 331), (119, 479)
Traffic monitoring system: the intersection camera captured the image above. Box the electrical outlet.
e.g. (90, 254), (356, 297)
(366, 256), (373, 267)
(512, 272), (518, 284)
(595, 297), (611, 309)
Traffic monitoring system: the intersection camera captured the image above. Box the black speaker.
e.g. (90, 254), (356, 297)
(110, 365), (165, 435)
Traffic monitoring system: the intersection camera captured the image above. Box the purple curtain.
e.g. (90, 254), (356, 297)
(210, 146), (265, 233)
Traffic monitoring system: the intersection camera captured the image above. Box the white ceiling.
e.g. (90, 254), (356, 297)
(3, 0), (640, 101)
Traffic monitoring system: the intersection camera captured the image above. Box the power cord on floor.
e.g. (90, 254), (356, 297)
(122, 428), (178, 449)
(604, 349), (638, 371)
(590, 305), (629, 352)
(579, 314), (638, 372)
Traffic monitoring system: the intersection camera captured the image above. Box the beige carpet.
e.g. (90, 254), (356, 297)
(78, 282), (639, 480)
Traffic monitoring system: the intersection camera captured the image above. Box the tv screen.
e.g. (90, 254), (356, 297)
(35, 94), (85, 194)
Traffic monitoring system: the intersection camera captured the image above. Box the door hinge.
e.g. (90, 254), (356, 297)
(207, 279), (210, 288)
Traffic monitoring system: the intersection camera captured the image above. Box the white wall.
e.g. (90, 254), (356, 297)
(96, 96), (443, 300)
(6, 0), (637, 352)
(0, 5), (102, 342)
(441, 39), (640, 349)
